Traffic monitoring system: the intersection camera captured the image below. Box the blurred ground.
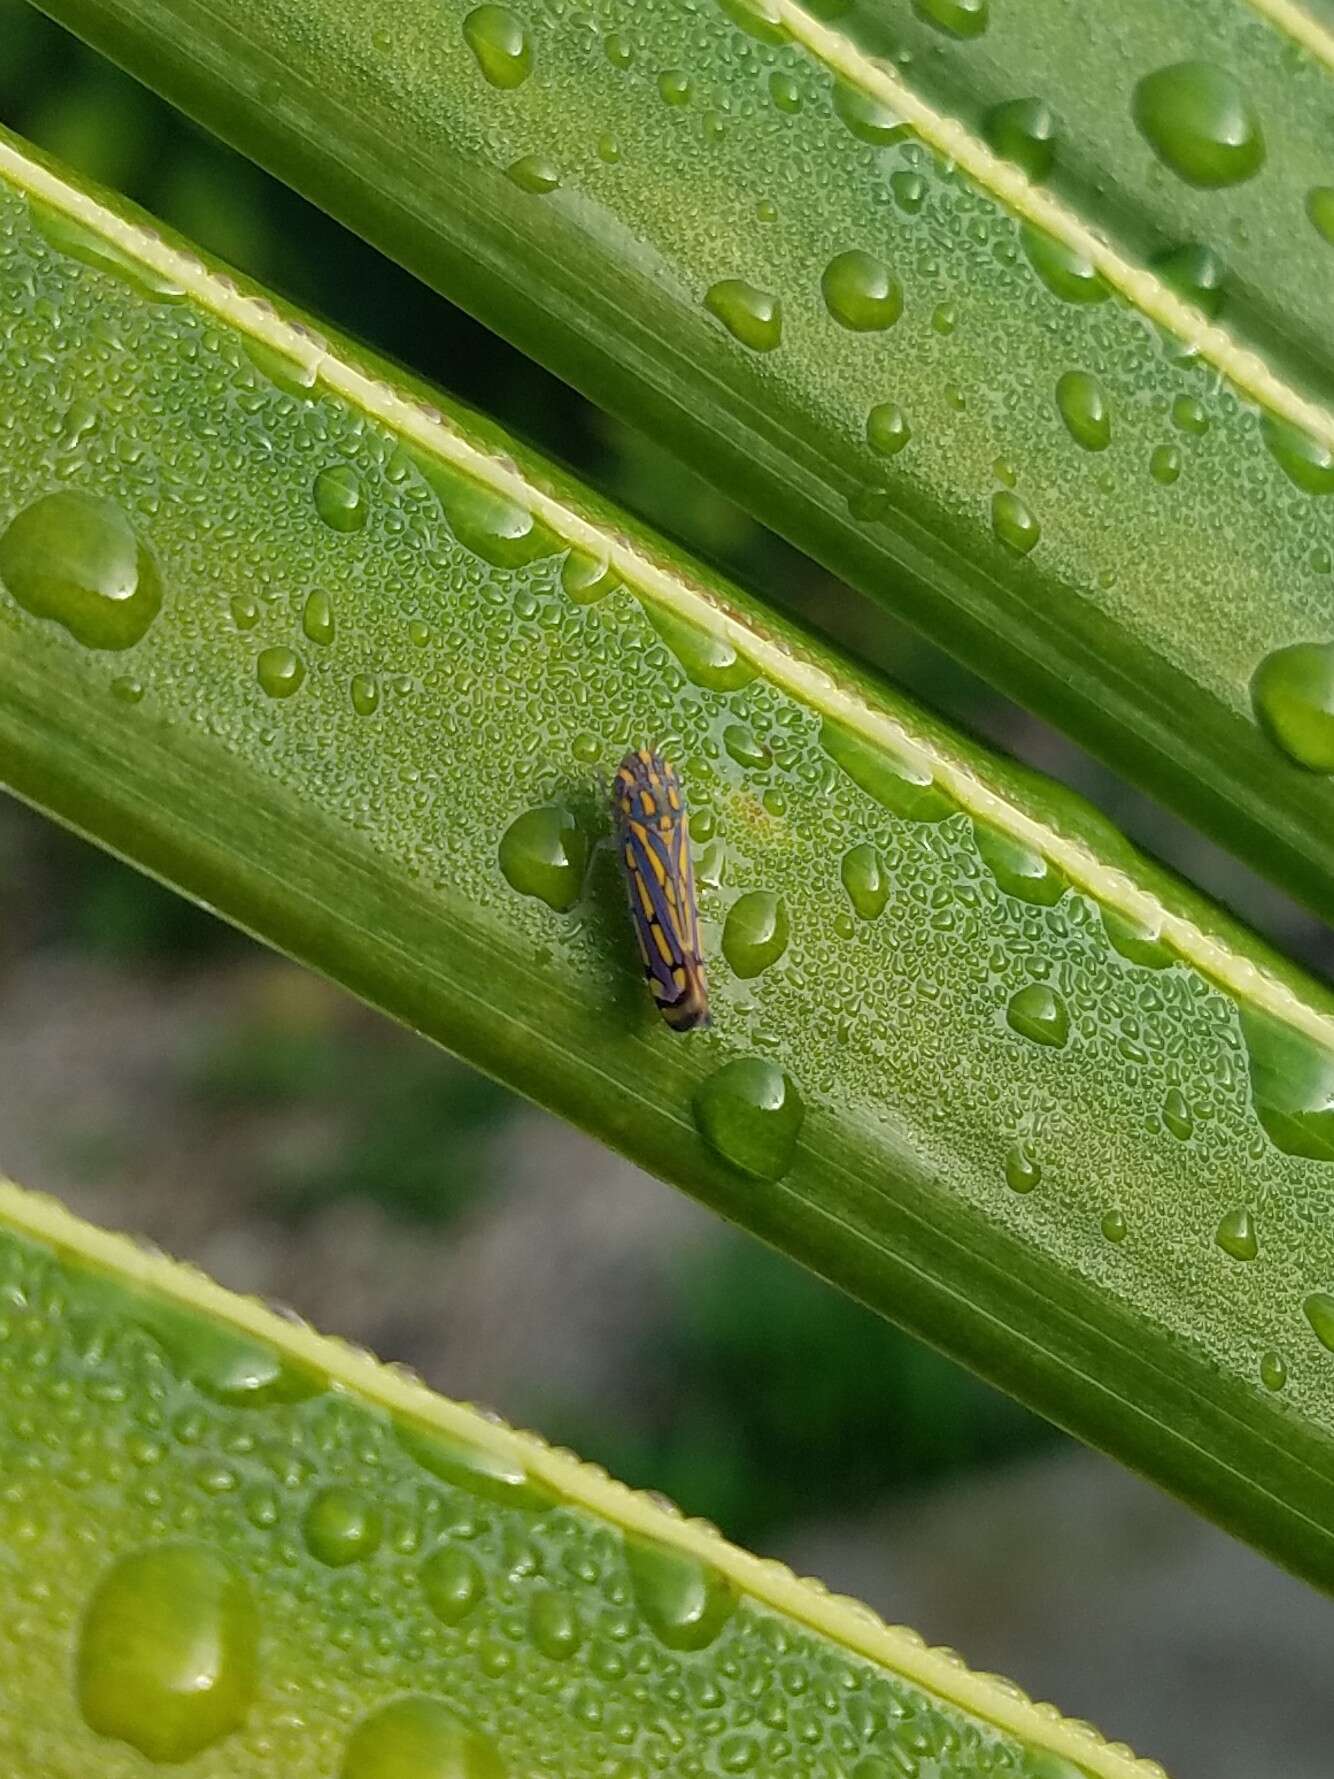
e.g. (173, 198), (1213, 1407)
(3, 6), (1334, 1774)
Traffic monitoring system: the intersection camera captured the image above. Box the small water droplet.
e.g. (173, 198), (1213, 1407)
(257, 646), (305, 699)
(974, 823), (1064, 904)
(1307, 187), (1334, 246)
(1304, 1292), (1334, 1354)
(1215, 1206), (1257, 1262)
(463, 4), (533, 88)
(645, 605), (756, 689)
(866, 402), (910, 457)
(723, 723), (770, 769)
(0, 491), (162, 650)
(693, 1056), (804, 1181)
(626, 1537), (737, 1648)
(78, 1544), (258, 1762)
(506, 153), (559, 193)
(414, 454), (559, 566)
(890, 169), (926, 214)
(1260, 1349), (1287, 1391)
(913, 0), (987, 37)
(350, 673), (380, 716)
(1055, 371), (1110, 452)
(1259, 414), (1334, 495)
(1250, 641), (1334, 771)
(422, 1545), (484, 1623)
(341, 1698), (505, 1779)
(991, 489), (1040, 555)
(60, 398), (100, 448)
(529, 1587), (583, 1659)
(313, 463), (367, 532)
(1023, 227), (1109, 304)
(840, 843), (889, 919)
(303, 1485), (383, 1566)
(1162, 1086), (1194, 1140)
(1101, 1207), (1128, 1243)
(1150, 242), (1228, 317)
(1006, 983), (1069, 1047)
(722, 890), (789, 978)
(832, 82), (909, 147)
(704, 279), (782, 352)
(1133, 63), (1264, 189)
(822, 250), (903, 331)
(1150, 443), (1182, 485)
(499, 804), (588, 910)
(658, 68), (691, 106)
(821, 717), (953, 820)
(1005, 1143), (1041, 1193)
(769, 71), (802, 113)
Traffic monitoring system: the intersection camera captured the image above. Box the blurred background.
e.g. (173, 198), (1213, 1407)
(2, 7), (1332, 1775)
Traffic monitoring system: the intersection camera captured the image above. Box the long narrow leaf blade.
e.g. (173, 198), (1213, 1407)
(28, 0), (1334, 913)
(3, 131), (1334, 1590)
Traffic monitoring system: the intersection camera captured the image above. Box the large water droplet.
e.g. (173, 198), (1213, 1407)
(770, 71), (802, 113)
(1006, 984), (1069, 1048)
(463, 4), (533, 88)
(646, 605), (757, 689)
(693, 1056), (804, 1180)
(1055, 371), (1110, 452)
(414, 455), (559, 567)
(866, 402), (910, 457)
(342, 1698), (505, 1779)
(717, 0), (789, 44)
(1023, 228), (1109, 304)
(396, 1418), (550, 1507)
(302, 589), (335, 645)
(704, 279), (782, 352)
(506, 153), (559, 193)
(1303, 1293), (1334, 1354)
(499, 804), (588, 911)
(139, 1300), (317, 1405)
(1259, 414), (1334, 496)
(529, 1587), (583, 1659)
(1101, 908), (1174, 969)
(890, 170), (926, 214)
(1005, 1143), (1041, 1193)
(1260, 1350), (1287, 1390)
(561, 549), (617, 605)
(1133, 62), (1264, 189)
(1150, 444), (1182, 486)
(313, 463), (367, 532)
(821, 717), (953, 821)
(1172, 396), (1209, 436)
(658, 68), (692, 106)
(722, 890), (790, 978)
(840, 843), (889, 919)
(78, 1544), (258, 1763)
(1162, 1086), (1193, 1140)
(1239, 1007), (1334, 1158)
(832, 82), (909, 147)
(1150, 242), (1228, 318)
(0, 491), (162, 650)
(303, 1485), (383, 1566)
(1307, 187), (1334, 246)
(822, 251), (903, 331)
(625, 1537), (737, 1649)
(991, 490), (1040, 555)
(983, 97), (1057, 180)
(913, 0), (987, 37)
(722, 723), (770, 769)
(1101, 1207), (1128, 1243)
(257, 646), (305, 699)
(1250, 641), (1334, 771)
(973, 823), (1065, 904)
(350, 673), (380, 716)
(33, 203), (184, 301)
(1215, 1206), (1257, 1262)
(422, 1545), (484, 1623)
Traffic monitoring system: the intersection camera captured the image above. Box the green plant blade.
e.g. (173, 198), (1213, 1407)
(28, 0), (1334, 915)
(5, 130), (1334, 1592)
(0, 1178), (1159, 1779)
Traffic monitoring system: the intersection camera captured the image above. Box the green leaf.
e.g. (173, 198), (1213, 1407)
(0, 1177), (1145, 1777)
(5, 129), (1334, 1594)
(30, 0), (1334, 914)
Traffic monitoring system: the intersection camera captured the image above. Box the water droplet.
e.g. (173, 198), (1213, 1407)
(865, 402), (910, 458)
(230, 594), (259, 631)
(422, 1545), (484, 1623)
(596, 131), (621, 163)
(769, 71), (802, 113)
(350, 673), (380, 716)
(1150, 242), (1228, 317)
(832, 82), (909, 147)
(645, 605), (757, 689)
(498, 804), (588, 911)
(1102, 907), (1174, 968)
(78, 1544), (258, 1762)
(1005, 1144), (1040, 1193)
(463, 4), (533, 88)
(973, 823), (1065, 904)
(821, 717), (953, 820)
(1172, 395), (1209, 436)
(60, 398), (100, 447)
(1259, 414), (1334, 495)
(111, 676), (143, 704)
(721, 890), (789, 979)
(302, 1484), (383, 1566)
(755, 198), (778, 223)
(396, 1418), (549, 1506)
(717, 0), (789, 43)
(1096, 1208), (1126, 1243)
(931, 301), (957, 335)
(506, 153), (559, 193)
(822, 251), (903, 331)
(571, 732), (600, 764)
(1260, 1350), (1287, 1391)
(257, 646), (305, 699)
(704, 279), (782, 352)
(1250, 641), (1334, 771)
(1307, 187), (1334, 246)
(561, 549), (617, 605)
(33, 202), (185, 301)
(0, 491), (162, 650)
(626, 1537), (737, 1648)
(313, 463), (367, 532)
(1150, 444), (1182, 485)
(1239, 1006), (1334, 1158)
(342, 1698), (505, 1779)
(991, 489), (1040, 555)
(604, 29), (632, 67)
(693, 1056), (804, 1181)
(890, 170), (926, 214)
(1215, 1206), (1257, 1262)
(658, 69), (691, 106)
(1055, 371), (1110, 452)
(840, 843), (889, 919)
(1133, 63), (1264, 189)
(1006, 983), (1069, 1048)
(912, 0), (987, 38)
(529, 1587), (583, 1659)
(723, 723), (770, 768)
(983, 97), (1057, 180)
(1023, 227), (1109, 304)
(1162, 1086), (1193, 1140)
(137, 1301), (317, 1405)
(1304, 1292), (1334, 1354)
(414, 454), (559, 566)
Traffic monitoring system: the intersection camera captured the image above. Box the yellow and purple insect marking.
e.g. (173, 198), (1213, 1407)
(614, 747), (710, 1031)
